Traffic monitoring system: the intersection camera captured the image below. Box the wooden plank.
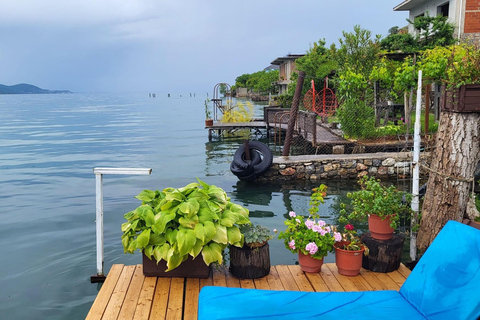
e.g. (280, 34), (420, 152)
(183, 278), (200, 320)
(265, 266), (285, 291)
(348, 270), (374, 291)
(287, 265), (314, 292)
(133, 274), (157, 320)
(397, 263), (411, 279)
(102, 265), (136, 320)
(325, 264), (359, 292)
(199, 275), (213, 290)
(118, 265), (145, 320)
(304, 272), (329, 292)
(276, 265), (299, 291)
(225, 271), (241, 288)
(387, 270), (408, 288)
(86, 264), (124, 320)
(149, 277), (171, 319)
(373, 272), (401, 290)
(253, 275), (270, 290)
(165, 277), (185, 320)
(320, 264), (345, 292)
(359, 270), (389, 291)
(212, 268), (227, 287)
(239, 278), (256, 289)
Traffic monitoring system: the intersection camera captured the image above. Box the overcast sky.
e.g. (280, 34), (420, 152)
(0, 1), (408, 93)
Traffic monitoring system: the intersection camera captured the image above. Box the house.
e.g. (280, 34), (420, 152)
(394, 0), (480, 43)
(270, 54), (304, 95)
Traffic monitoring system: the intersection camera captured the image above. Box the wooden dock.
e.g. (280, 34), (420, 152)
(86, 263), (411, 320)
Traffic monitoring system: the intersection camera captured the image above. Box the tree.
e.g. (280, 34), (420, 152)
(417, 44), (480, 252)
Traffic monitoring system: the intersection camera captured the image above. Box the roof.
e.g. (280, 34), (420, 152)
(394, 0), (426, 11)
(270, 54), (305, 65)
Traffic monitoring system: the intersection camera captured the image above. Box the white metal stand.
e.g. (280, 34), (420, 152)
(92, 167), (152, 282)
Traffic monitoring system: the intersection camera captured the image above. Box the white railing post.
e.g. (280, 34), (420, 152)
(91, 167), (152, 282)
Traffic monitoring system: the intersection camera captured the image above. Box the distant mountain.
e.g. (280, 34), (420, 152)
(0, 83), (72, 94)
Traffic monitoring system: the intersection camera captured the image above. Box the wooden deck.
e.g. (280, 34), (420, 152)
(86, 263), (411, 320)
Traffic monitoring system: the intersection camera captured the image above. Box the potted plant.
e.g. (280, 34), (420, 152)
(205, 98), (213, 127)
(333, 223), (369, 276)
(121, 178), (251, 277)
(339, 176), (412, 240)
(278, 184), (336, 273)
(228, 223), (274, 279)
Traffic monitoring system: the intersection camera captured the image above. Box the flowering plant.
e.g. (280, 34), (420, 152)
(278, 185), (335, 260)
(333, 224), (369, 255)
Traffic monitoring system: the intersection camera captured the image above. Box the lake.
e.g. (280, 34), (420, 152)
(0, 92), (410, 319)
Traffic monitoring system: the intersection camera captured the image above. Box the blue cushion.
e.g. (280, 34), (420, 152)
(400, 220), (480, 320)
(198, 287), (425, 319)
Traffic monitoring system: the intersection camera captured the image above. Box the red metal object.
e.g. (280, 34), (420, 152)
(302, 78), (338, 119)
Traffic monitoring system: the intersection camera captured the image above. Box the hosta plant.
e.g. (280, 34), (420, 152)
(121, 178), (251, 271)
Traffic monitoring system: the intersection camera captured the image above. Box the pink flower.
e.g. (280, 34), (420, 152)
(325, 226), (331, 233)
(334, 232), (342, 242)
(318, 220), (326, 227)
(305, 242), (318, 255)
(289, 211), (296, 218)
(288, 240), (296, 249)
(296, 218), (301, 224)
(273, 229), (277, 233)
(305, 219), (315, 229)
(312, 225), (322, 233)
(345, 224), (354, 231)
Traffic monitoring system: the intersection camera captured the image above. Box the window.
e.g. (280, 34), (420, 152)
(438, 2), (449, 17)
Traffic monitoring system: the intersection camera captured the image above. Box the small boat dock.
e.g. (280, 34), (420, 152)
(86, 263), (411, 320)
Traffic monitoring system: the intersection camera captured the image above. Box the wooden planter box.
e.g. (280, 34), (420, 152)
(440, 84), (480, 113)
(142, 253), (211, 278)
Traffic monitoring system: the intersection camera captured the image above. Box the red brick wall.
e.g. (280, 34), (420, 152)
(465, 0), (480, 33)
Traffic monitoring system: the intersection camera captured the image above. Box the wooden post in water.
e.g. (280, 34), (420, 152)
(283, 71), (305, 156)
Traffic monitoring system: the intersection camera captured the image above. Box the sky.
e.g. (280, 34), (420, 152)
(0, 1), (409, 93)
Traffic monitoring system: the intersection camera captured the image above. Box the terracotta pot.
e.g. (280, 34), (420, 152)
(368, 214), (395, 240)
(298, 251), (324, 273)
(205, 119), (213, 127)
(334, 242), (365, 276)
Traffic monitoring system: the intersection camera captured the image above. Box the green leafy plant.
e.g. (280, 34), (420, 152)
(278, 184), (336, 259)
(333, 223), (369, 255)
(339, 176), (412, 230)
(204, 98), (212, 119)
(239, 223), (274, 248)
(420, 43), (480, 88)
(121, 179), (251, 271)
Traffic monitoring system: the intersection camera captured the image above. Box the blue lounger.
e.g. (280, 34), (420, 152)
(198, 220), (480, 320)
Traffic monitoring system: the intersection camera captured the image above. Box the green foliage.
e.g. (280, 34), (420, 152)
(339, 176), (413, 230)
(235, 70), (279, 94)
(380, 32), (416, 52)
(219, 101), (254, 123)
(204, 98), (212, 119)
(239, 223), (273, 248)
(121, 179), (251, 271)
(295, 39), (337, 83)
(336, 25), (382, 76)
(409, 14), (455, 50)
(419, 43), (480, 87)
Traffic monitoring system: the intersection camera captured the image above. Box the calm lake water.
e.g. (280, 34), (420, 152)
(0, 92), (410, 319)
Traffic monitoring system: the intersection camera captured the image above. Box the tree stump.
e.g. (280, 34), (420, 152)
(361, 232), (405, 273)
(229, 243), (270, 279)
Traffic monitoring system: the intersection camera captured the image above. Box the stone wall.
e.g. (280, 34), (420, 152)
(257, 152), (428, 181)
